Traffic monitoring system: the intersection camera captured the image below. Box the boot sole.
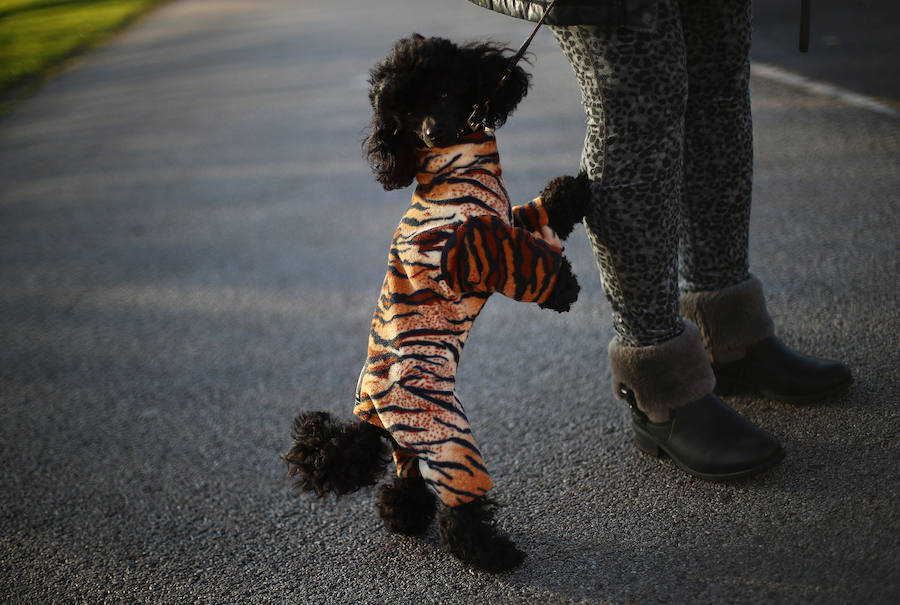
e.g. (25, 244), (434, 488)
(714, 373), (853, 403)
(632, 422), (785, 481)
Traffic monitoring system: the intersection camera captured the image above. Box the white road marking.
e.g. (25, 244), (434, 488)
(751, 62), (899, 119)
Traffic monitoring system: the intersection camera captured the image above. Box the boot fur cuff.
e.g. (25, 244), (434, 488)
(608, 322), (715, 416)
(679, 275), (775, 362)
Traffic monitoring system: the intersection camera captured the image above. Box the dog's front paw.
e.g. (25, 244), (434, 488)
(377, 475), (437, 535)
(539, 256), (580, 313)
(438, 497), (525, 573)
(541, 171), (592, 239)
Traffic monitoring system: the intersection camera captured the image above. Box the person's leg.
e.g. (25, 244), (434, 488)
(551, 0), (719, 422)
(678, 0), (754, 294)
(550, 0), (782, 479)
(676, 0), (851, 397)
(551, 5), (687, 352)
(675, 0), (771, 361)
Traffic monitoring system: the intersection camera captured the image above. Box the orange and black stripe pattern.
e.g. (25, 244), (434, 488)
(353, 131), (563, 507)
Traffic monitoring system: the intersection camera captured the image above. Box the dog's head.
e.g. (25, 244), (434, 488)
(363, 34), (531, 190)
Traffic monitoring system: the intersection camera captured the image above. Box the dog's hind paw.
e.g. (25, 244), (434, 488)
(377, 475), (437, 535)
(437, 497), (525, 573)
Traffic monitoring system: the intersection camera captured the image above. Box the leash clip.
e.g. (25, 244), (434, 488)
(466, 104), (488, 133)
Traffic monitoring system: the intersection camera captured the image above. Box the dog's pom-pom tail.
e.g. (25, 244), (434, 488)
(437, 497), (525, 573)
(376, 475), (437, 535)
(283, 411), (391, 497)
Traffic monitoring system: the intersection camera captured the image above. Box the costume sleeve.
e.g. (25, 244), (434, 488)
(441, 215), (561, 303)
(510, 197), (550, 232)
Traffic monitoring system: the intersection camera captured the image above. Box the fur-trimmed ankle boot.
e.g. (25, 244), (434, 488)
(680, 275), (852, 401)
(609, 322), (783, 480)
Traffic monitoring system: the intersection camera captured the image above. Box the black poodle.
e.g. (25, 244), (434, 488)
(284, 34), (592, 573)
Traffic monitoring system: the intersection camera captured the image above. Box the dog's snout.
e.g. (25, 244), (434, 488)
(421, 116), (438, 138)
(420, 116), (457, 148)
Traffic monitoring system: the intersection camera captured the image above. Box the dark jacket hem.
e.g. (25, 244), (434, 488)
(465, 0), (657, 31)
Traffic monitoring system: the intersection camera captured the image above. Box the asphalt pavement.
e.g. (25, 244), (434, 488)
(1, 1), (898, 603)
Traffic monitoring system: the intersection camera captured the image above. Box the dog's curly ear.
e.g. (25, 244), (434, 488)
(363, 122), (417, 191)
(363, 74), (418, 190)
(489, 61), (530, 128)
(468, 43), (531, 129)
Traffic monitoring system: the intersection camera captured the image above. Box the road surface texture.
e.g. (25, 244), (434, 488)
(1, 1), (897, 603)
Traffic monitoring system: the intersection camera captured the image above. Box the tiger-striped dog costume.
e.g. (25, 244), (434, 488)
(353, 130), (573, 507)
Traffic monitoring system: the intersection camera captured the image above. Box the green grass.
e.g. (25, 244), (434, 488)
(0, 0), (166, 109)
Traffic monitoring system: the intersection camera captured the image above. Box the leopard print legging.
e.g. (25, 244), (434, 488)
(551, 0), (753, 347)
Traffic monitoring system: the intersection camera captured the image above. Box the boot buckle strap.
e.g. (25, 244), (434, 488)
(617, 384), (649, 424)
